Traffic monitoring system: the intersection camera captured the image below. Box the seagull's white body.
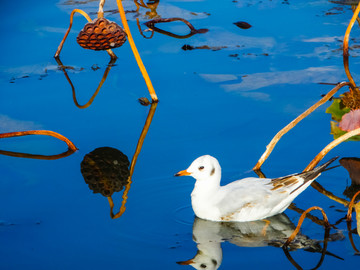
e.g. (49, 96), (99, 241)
(175, 155), (336, 222)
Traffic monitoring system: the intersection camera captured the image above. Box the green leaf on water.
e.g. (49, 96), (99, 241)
(325, 98), (350, 122)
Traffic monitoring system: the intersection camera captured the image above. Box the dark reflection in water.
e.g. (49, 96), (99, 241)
(0, 148), (75, 160)
(340, 157), (360, 198)
(55, 57), (117, 109)
(143, 17), (208, 39)
(79, 102), (157, 218)
(81, 147), (130, 197)
(178, 215), (342, 270)
(282, 228), (331, 270)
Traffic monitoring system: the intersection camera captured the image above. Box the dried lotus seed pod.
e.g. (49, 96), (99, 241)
(77, 18), (127, 51)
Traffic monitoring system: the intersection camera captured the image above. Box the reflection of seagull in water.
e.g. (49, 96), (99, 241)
(177, 215), (343, 270)
(175, 155), (337, 222)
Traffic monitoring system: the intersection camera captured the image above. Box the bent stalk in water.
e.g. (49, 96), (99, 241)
(253, 82), (351, 170)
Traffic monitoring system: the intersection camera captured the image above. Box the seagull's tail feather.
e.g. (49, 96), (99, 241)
(301, 157), (338, 182)
(289, 157), (338, 195)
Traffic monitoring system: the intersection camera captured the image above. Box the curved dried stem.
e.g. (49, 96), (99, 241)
(253, 82), (351, 170)
(0, 130), (78, 153)
(352, 5), (360, 26)
(55, 57), (116, 109)
(343, 1), (360, 90)
(346, 190), (360, 254)
(136, 18), (155, 39)
(115, 0), (158, 102)
(347, 190), (360, 221)
(288, 203), (336, 228)
(304, 127), (360, 171)
(302, 128), (360, 207)
(54, 9), (92, 58)
(284, 206), (330, 246)
(109, 102), (158, 219)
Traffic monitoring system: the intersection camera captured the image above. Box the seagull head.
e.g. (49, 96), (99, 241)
(175, 155), (221, 182)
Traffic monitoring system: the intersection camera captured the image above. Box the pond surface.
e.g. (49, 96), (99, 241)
(1, 0), (360, 269)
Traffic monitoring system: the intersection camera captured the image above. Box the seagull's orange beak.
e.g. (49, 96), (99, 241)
(176, 259), (194, 265)
(174, 170), (191, 177)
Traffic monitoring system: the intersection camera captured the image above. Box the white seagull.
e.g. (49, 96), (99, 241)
(175, 155), (337, 222)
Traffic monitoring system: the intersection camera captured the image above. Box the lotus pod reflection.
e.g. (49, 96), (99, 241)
(77, 18), (127, 51)
(81, 147), (130, 197)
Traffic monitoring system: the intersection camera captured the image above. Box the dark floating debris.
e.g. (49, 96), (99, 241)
(182, 44), (195, 51)
(138, 97), (151, 106)
(182, 44), (228, 51)
(91, 64), (100, 71)
(81, 147), (130, 197)
(233, 21), (252, 29)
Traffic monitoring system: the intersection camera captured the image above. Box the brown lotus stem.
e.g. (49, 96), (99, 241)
(134, 0), (147, 9)
(98, 0), (105, 18)
(304, 127), (360, 171)
(343, 1), (360, 90)
(288, 203), (335, 228)
(109, 102), (158, 219)
(347, 190), (360, 222)
(253, 81), (351, 170)
(303, 128), (360, 207)
(253, 168), (266, 178)
(0, 130), (78, 152)
(352, 5), (360, 26)
(284, 206), (330, 246)
(55, 57), (116, 109)
(115, 0), (158, 102)
(136, 18), (155, 39)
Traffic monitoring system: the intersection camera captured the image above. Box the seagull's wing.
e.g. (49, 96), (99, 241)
(215, 157), (338, 221)
(216, 177), (280, 219)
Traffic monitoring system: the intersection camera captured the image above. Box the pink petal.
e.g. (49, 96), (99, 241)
(339, 109), (360, 131)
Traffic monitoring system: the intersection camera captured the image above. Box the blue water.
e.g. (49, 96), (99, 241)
(1, 0), (360, 269)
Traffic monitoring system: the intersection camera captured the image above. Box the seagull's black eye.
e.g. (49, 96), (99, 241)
(198, 166), (205, 171)
(200, 264), (207, 268)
